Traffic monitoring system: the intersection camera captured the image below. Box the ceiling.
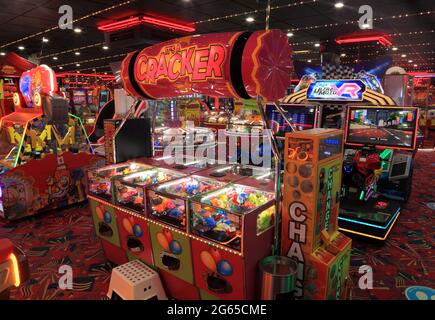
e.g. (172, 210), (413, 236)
(0, 0), (433, 76)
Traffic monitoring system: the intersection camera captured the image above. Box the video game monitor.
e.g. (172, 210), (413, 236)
(345, 106), (418, 150)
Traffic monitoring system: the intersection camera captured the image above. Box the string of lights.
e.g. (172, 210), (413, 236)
(0, 0), (134, 49)
(39, 42), (105, 59)
(194, 0), (318, 24)
(52, 54), (125, 67)
(288, 11), (434, 32)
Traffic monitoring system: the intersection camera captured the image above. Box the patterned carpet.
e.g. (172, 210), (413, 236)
(1, 147), (434, 300)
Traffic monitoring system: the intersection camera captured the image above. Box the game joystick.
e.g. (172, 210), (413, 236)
(160, 252), (181, 270)
(98, 221), (113, 237)
(127, 236), (144, 252)
(205, 273), (232, 294)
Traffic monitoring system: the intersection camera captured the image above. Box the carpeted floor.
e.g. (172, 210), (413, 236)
(1, 145), (434, 300)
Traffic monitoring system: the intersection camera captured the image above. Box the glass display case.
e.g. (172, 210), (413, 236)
(153, 126), (216, 152)
(113, 167), (186, 213)
(225, 117), (263, 135)
(87, 162), (152, 201)
(146, 175), (227, 231)
(190, 184), (275, 251)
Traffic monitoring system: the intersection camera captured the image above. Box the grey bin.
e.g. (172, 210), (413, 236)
(259, 255), (297, 300)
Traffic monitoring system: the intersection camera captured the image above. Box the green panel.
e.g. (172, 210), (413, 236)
(199, 289), (220, 300)
(149, 223), (194, 284)
(89, 199), (120, 247)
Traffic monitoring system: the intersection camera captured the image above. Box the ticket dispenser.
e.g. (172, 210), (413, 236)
(281, 129), (352, 300)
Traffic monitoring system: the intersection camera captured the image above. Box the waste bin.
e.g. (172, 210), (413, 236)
(259, 255), (297, 300)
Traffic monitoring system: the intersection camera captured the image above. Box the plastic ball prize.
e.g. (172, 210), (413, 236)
(122, 218), (133, 235)
(133, 224), (143, 238)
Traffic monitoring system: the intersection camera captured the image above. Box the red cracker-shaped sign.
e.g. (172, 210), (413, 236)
(121, 30), (292, 101)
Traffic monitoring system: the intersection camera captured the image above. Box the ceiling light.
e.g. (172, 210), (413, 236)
(74, 27), (82, 33)
(53, 56), (58, 60)
(75, 52), (80, 56)
(355, 59), (358, 62)
(413, 64), (417, 67)
(334, 2), (344, 8)
(0, 52), (5, 56)
(361, 23), (370, 29)
(18, 46), (24, 50)
(59, 66), (63, 69)
(76, 63), (80, 67)
(392, 47), (398, 51)
(104, 72), (107, 75)
(314, 43), (320, 47)
(102, 45), (109, 50)
(401, 54), (407, 58)
(408, 60), (413, 63)
(340, 53), (346, 57)
(246, 17), (254, 23)
(286, 32), (294, 37)
(42, 37), (49, 43)
(307, 59), (312, 63)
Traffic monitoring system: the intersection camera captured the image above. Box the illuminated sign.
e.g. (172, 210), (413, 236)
(135, 44), (226, 84)
(307, 80), (365, 101)
(286, 201), (308, 298)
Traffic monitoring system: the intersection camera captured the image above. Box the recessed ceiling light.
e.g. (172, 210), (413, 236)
(42, 37), (49, 43)
(75, 52), (80, 56)
(0, 52), (5, 56)
(59, 66), (63, 69)
(340, 53), (346, 57)
(74, 27), (82, 33)
(401, 54), (407, 58)
(361, 23), (370, 29)
(76, 63), (80, 67)
(314, 43), (320, 47)
(408, 60), (413, 63)
(392, 47), (398, 51)
(18, 46), (25, 50)
(104, 72), (107, 75)
(307, 59), (312, 63)
(413, 64), (417, 67)
(286, 32), (294, 37)
(334, 2), (344, 8)
(102, 45), (109, 50)
(76, 70), (80, 73)
(246, 16), (254, 23)
(53, 56), (58, 60)
(355, 59), (358, 62)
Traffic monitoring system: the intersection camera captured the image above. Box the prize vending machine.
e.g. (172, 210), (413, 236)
(189, 184), (276, 299)
(281, 129), (352, 300)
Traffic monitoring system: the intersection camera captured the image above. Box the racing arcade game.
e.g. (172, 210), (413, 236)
(339, 106), (418, 240)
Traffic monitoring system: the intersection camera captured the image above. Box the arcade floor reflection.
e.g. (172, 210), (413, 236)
(1, 142), (434, 300)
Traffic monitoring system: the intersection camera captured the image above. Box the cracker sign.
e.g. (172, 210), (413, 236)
(121, 30), (292, 101)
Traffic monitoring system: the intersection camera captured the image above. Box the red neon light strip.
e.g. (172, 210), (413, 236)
(98, 17), (141, 32)
(98, 15), (195, 33)
(336, 36), (392, 46)
(141, 16), (195, 32)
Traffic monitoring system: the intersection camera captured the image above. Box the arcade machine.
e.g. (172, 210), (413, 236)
(0, 65), (100, 220)
(339, 106), (419, 240)
(87, 29), (296, 300)
(281, 129), (351, 299)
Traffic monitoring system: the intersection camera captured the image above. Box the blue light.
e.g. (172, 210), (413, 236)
(338, 207), (400, 230)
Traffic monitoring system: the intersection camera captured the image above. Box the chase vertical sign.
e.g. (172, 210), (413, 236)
(307, 80), (365, 101)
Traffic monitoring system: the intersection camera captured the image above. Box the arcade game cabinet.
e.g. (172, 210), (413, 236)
(0, 65), (100, 220)
(339, 106), (419, 240)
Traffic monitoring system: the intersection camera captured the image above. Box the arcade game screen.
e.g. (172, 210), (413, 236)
(265, 104), (316, 136)
(346, 107), (418, 149)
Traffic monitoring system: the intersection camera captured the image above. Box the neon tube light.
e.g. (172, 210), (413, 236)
(9, 253), (20, 287)
(336, 36), (392, 46)
(98, 15), (195, 33)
